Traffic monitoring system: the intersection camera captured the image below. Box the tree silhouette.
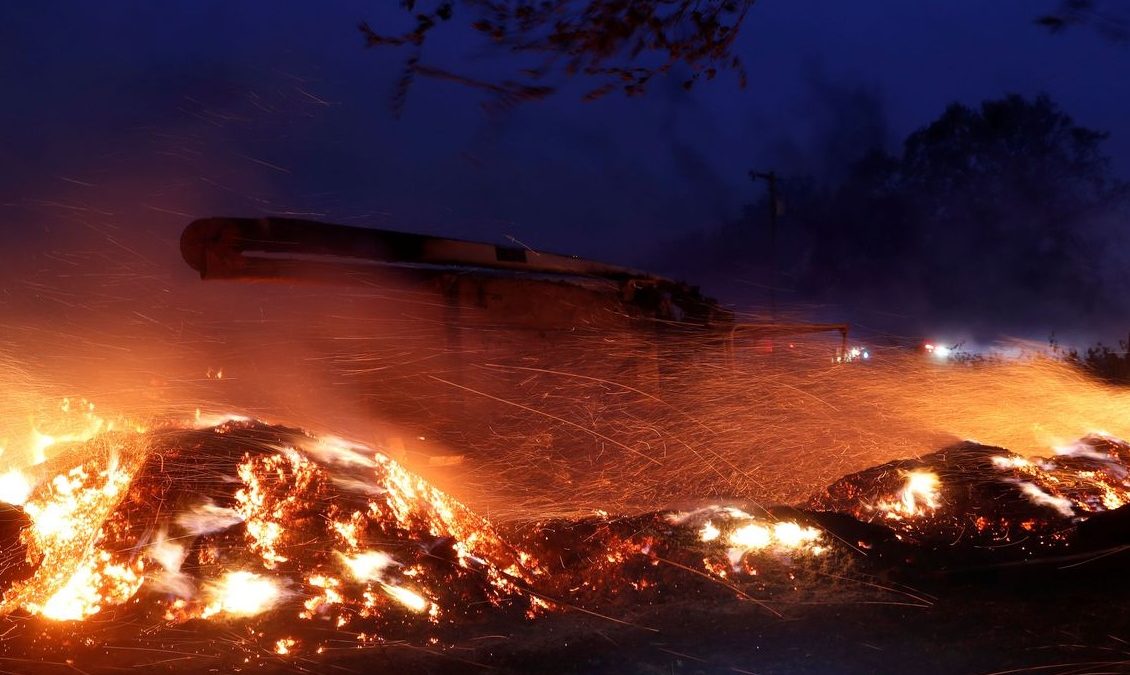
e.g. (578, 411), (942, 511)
(1035, 0), (1129, 42)
(663, 94), (1128, 331)
(360, 1), (754, 113)
(885, 95), (1119, 316)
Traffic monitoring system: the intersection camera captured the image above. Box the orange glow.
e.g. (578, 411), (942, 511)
(877, 470), (941, 519)
(202, 571), (283, 618)
(380, 583), (430, 613)
(0, 470), (32, 505)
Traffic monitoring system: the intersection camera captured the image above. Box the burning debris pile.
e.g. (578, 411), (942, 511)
(506, 503), (832, 613)
(0, 419), (561, 672)
(1, 416), (1130, 671)
(0, 419), (543, 635)
(808, 434), (1130, 569)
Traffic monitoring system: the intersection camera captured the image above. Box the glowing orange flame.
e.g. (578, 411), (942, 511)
(0, 470), (32, 505)
(341, 550), (397, 582)
(29, 551), (144, 621)
(380, 583), (430, 613)
(877, 470), (941, 519)
(201, 571), (283, 618)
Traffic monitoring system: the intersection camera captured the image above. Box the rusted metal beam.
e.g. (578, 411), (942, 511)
(181, 216), (655, 282)
(178, 216), (847, 344)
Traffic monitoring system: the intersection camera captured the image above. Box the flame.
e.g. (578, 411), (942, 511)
(723, 520), (823, 554)
(4, 410), (1129, 665)
(26, 398), (142, 465)
(341, 550), (397, 582)
(380, 583), (430, 613)
(0, 416), (543, 640)
(202, 571), (283, 618)
(301, 575), (343, 618)
(23, 458), (131, 541)
(728, 523), (771, 550)
(877, 470), (941, 519)
(0, 469), (32, 505)
(681, 507), (826, 578)
(772, 521), (822, 548)
(28, 551), (143, 621)
(992, 455), (1031, 469)
(7, 444), (140, 620)
(699, 520), (721, 542)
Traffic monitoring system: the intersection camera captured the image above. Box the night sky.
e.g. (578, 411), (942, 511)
(2, 1), (1128, 342)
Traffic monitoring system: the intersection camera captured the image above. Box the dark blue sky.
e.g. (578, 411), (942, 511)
(2, 1), (1128, 335)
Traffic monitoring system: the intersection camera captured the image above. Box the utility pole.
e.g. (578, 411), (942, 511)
(750, 170), (780, 319)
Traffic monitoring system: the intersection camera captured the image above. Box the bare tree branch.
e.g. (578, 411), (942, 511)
(361, 1), (755, 112)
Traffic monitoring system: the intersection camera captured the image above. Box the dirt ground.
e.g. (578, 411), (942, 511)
(315, 555), (1130, 675)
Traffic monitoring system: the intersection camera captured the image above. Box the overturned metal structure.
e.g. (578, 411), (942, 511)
(180, 216), (848, 350)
